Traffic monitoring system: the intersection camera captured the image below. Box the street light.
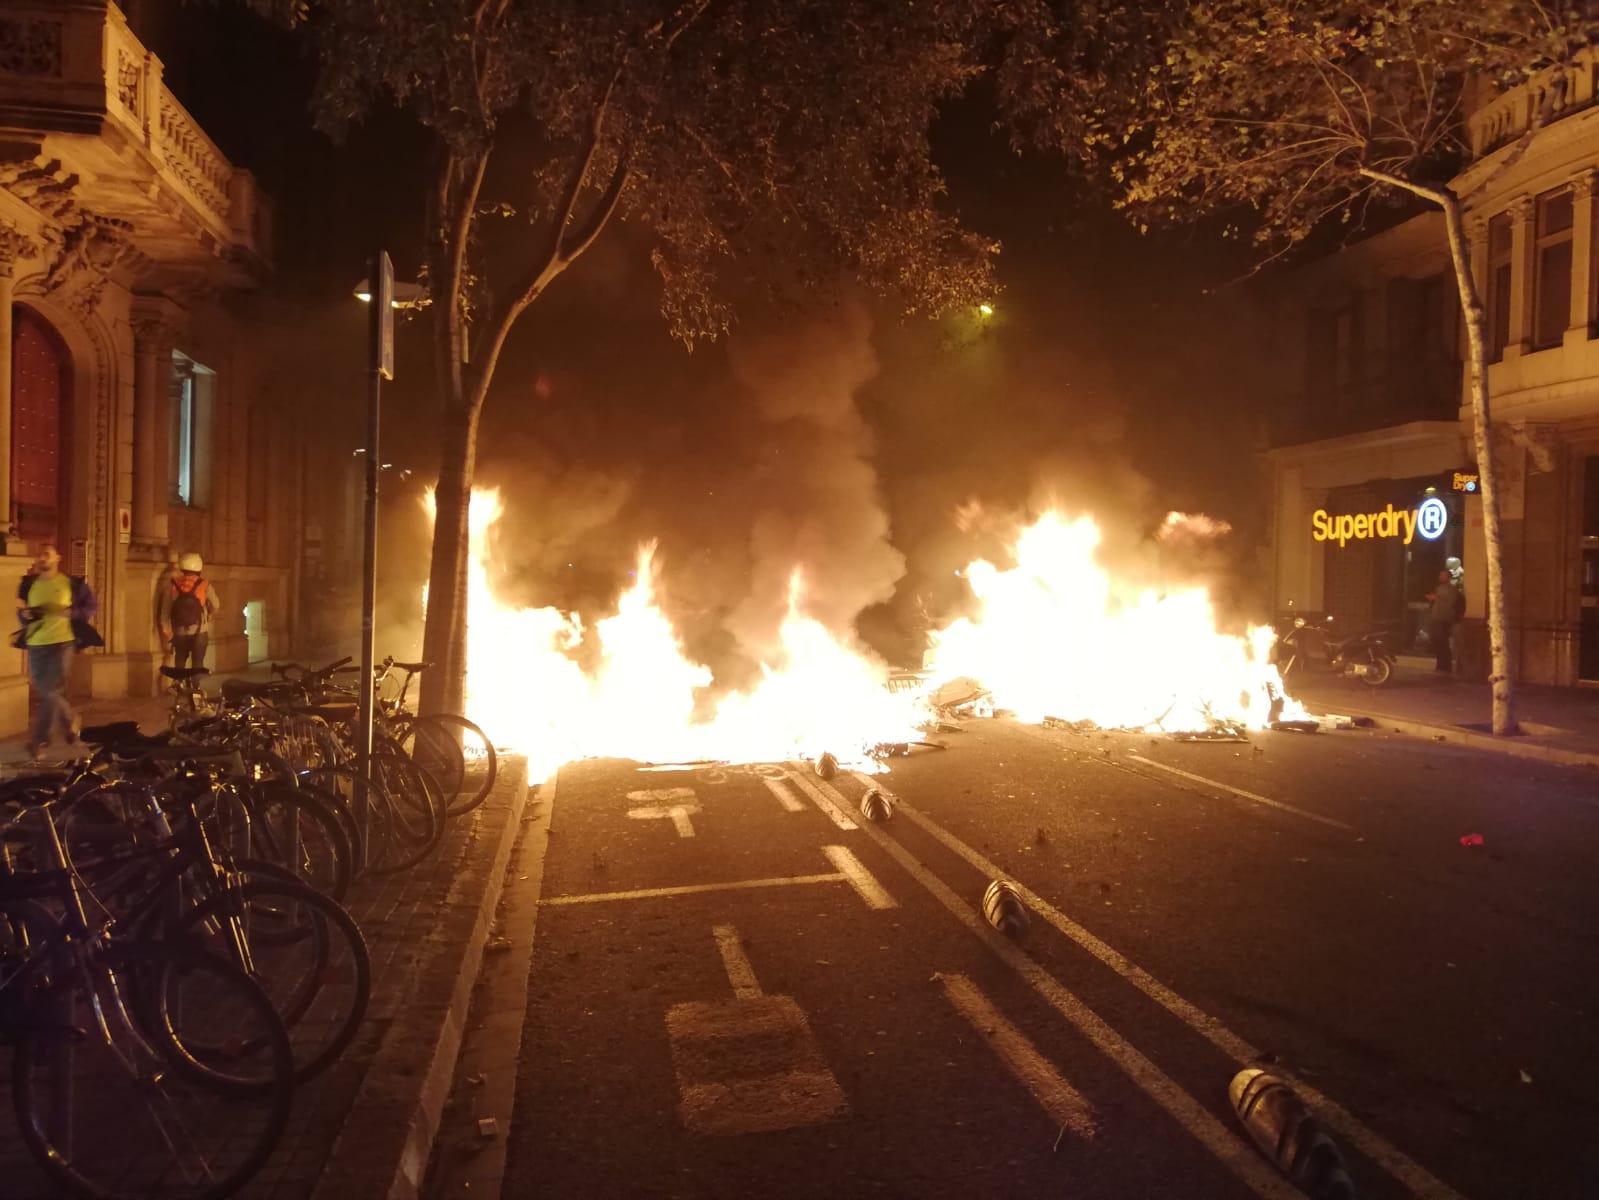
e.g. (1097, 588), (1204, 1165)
(977, 302), (995, 318)
(353, 279), (429, 309)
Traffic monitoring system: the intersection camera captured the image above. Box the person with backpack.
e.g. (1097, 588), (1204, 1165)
(159, 552), (221, 672)
(13, 543), (102, 760)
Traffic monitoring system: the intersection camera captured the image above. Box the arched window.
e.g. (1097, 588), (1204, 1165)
(12, 307), (70, 546)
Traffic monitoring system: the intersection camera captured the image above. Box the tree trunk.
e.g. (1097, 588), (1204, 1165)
(1439, 192), (1517, 734)
(419, 398), (481, 715)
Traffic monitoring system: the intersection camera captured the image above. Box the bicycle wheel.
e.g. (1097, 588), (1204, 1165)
(367, 748), (444, 874)
(170, 867), (370, 1083)
(298, 764), (389, 875)
(231, 780), (353, 902)
(399, 713), (498, 816)
(12, 938), (293, 1200)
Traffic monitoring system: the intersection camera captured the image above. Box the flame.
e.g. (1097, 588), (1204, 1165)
(926, 512), (1293, 730)
(426, 492), (1300, 782)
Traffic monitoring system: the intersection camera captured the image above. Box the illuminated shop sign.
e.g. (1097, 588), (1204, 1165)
(1311, 498), (1449, 547)
(1451, 472), (1479, 493)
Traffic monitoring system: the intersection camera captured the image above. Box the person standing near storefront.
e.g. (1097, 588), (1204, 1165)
(1446, 556), (1467, 674)
(159, 552), (221, 671)
(1427, 568), (1460, 674)
(13, 544), (102, 760)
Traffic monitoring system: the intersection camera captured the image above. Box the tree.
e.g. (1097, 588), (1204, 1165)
(252, 0), (1036, 714)
(1075, 0), (1596, 735)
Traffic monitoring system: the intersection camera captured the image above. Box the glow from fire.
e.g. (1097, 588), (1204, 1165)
(429, 491), (1299, 781)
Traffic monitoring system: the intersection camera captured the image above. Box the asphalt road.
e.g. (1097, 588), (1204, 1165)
(459, 719), (1599, 1199)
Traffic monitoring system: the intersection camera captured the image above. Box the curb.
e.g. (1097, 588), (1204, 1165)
(312, 756), (530, 1200)
(1307, 703), (1599, 770)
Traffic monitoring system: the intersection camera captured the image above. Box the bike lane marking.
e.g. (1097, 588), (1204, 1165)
(815, 775), (1302, 1200)
(821, 844), (897, 910)
(539, 872), (844, 906)
(855, 771), (1466, 1200)
(667, 924), (848, 1137)
(761, 777), (806, 812)
(937, 972), (1098, 1142)
(1123, 754), (1354, 832)
(782, 767), (859, 830)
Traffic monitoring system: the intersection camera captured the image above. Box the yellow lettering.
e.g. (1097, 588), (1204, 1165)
(1400, 508), (1417, 545)
(1335, 515), (1354, 546)
(1353, 514), (1371, 539)
(1311, 510), (1329, 541)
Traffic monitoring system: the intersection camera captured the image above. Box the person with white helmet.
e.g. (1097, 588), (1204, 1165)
(159, 552), (221, 671)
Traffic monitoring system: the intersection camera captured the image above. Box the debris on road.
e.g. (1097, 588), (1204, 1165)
(476, 1117), (499, 1140)
(859, 788), (892, 822)
(1459, 833), (1486, 847)
(1519, 1069), (1533, 1084)
(1269, 719), (1321, 734)
(1229, 1068), (1356, 1200)
(982, 879), (1029, 937)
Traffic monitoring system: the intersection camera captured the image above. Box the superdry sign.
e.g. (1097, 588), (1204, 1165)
(1311, 497), (1449, 547)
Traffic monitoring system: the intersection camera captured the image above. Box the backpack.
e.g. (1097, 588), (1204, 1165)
(170, 578), (208, 630)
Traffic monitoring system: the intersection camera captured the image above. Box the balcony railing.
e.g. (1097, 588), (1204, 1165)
(0, 0), (270, 263)
(1468, 51), (1599, 160)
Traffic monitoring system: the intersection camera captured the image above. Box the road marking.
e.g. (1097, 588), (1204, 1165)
(938, 972), (1097, 1141)
(850, 772), (1466, 1200)
(540, 872), (844, 906)
(713, 924), (762, 999)
(818, 778), (1298, 1198)
(667, 995), (848, 1136)
(1123, 754), (1354, 832)
(783, 767), (859, 829)
(761, 777), (806, 812)
(627, 803), (700, 837)
(822, 844), (897, 910)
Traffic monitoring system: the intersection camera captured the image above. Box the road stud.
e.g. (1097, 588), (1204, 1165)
(1229, 1068), (1357, 1200)
(982, 878), (1029, 936)
(858, 787), (892, 822)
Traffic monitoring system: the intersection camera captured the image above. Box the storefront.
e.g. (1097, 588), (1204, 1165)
(1314, 475), (1471, 654)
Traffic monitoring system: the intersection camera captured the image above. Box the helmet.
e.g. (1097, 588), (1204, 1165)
(178, 552), (203, 574)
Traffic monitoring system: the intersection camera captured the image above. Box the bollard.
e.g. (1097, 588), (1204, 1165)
(982, 879), (1029, 936)
(1229, 1069), (1358, 1200)
(858, 787), (892, 822)
(813, 752), (838, 780)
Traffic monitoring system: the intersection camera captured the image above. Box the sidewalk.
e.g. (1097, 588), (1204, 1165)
(1290, 665), (1599, 768)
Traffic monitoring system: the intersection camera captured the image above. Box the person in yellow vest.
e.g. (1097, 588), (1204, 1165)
(12, 544), (102, 761)
(159, 552), (221, 672)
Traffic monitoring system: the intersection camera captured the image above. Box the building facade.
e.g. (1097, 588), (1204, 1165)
(0, 0), (320, 732)
(1266, 52), (1599, 686)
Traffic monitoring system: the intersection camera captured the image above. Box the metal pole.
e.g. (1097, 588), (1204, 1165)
(355, 253), (388, 864)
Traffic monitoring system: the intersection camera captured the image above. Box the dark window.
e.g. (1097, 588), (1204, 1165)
(1535, 187), (1574, 349)
(12, 307), (69, 545)
(1488, 214), (1513, 362)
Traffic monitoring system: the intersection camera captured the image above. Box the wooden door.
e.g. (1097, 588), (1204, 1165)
(12, 307), (69, 545)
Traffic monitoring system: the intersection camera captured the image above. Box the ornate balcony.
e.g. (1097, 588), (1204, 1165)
(0, 0), (270, 285)
(1467, 51), (1599, 161)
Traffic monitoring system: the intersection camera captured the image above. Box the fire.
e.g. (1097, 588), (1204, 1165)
(427, 492), (1298, 781)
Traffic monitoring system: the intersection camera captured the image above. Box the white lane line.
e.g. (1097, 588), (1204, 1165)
(821, 844), (897, 910)
(939, 972), (1097, 1141)
(712, 924), (763, 999)
(1124, 754), (1355, 832)
(540, 873), (844, 906)
(783, 768), (859, 830)
(761, 777), (806, 812)
(814, 783), (1296, 1197)
(627, 803), (701, 837)
(852, 775), (1465, 1200)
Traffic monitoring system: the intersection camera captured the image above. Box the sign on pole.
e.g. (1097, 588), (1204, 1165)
(372, 250), (394, 380)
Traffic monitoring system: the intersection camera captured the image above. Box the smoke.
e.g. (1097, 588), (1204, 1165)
(723, 300), (905, 654)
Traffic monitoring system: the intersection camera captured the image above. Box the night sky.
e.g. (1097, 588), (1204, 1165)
(158, 2), (1275, 669)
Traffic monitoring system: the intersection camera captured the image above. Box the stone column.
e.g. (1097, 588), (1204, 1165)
(129, 296), (184, 553)
(1568, 170), (1596, 346)
(0, 224), (38, 548)
(1507, 194), (1536, 358)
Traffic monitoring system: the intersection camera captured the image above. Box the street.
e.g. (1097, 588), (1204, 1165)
(430, 720), (1599, 1200)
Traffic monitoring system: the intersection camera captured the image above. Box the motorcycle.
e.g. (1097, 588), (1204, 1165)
(1275, 616), (1395, 687)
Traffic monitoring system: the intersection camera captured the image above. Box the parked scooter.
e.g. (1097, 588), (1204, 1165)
(1276, 616), (1395, 687)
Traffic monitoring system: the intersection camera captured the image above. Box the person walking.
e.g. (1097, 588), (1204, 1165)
(1426, 568), (1460, 674)
(159, 552), (221, 671)
(13, 544), (102, 760)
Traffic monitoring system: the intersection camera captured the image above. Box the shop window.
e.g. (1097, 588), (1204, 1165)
(1488, 213), (1513, 362)
(170, 352), (214, 508)
(1534, 187), (1573, 349)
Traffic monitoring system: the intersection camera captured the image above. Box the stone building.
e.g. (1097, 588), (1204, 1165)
(1265, 51), (1599, 685)
(0, 0), (329, 731)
